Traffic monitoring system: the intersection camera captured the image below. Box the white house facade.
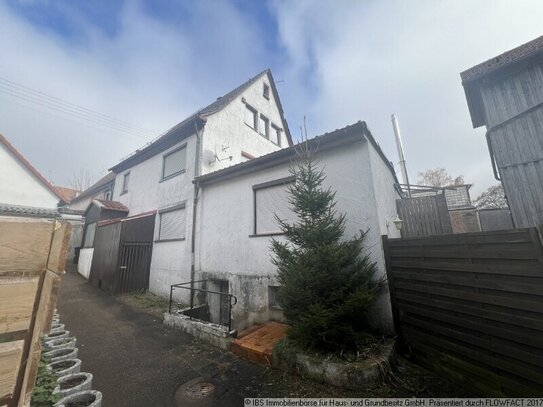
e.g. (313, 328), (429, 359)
(0, 133), (62, 214)
(103, 70), (292, 300)
(194, 121), (401, 334)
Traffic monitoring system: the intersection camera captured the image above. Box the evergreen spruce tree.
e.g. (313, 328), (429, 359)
(271, 145), (382, 354)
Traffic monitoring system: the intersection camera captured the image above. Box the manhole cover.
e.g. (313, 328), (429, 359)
(184, 382), (215, 400)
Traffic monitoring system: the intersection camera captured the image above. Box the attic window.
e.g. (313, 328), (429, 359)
(271, 124), (281, 146)
(259, 114), (269, 139)
(244, 104), (257, 130)
(263, 83), (270, 100)
(121, 172), (130, 194)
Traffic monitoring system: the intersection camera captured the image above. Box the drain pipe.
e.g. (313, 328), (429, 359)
(190, 121), (203, 308)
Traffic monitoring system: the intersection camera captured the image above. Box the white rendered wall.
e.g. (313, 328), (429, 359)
(112, 137), (198, 300)
(196, 139), (397, 332)
(201, 73), (289, 175)
(0, 143), (59, 208)
(77, 248), (94, 279)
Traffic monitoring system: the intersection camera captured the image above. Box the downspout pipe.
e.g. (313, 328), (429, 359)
(190, 120), (203, 308)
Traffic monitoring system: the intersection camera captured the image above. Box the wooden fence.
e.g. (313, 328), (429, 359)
(383, 227), (543, 396)
(396, 194), (452, 238)
(0, 217), (71, 407)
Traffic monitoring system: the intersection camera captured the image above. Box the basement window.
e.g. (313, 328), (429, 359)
(244, 103), (258, 130)
(162, 145), (187, 181)
(268, 286), (282, 309)
(157, 203), (186, 242)
(251, 176), (296, 236)
(263, 83), (270, 99)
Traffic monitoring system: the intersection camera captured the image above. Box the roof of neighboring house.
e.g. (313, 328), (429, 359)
(70, 172), (116, 204)
(461, 35), (543, 128)
(92, 199), (129, 212)
(0, 203), (59, 218)
(54, 186), (80, 204)
(109, 69), (292, 173)
(0, 133), (63, 201)
(196, 121), (399, 186)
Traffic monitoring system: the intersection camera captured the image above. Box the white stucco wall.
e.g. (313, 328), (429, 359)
(78, 248), (94, 279)
(196, 138), (397, 332)
(0, 142), (59, 208)
(112, 137), (198, 299)
(201, 73), (289, 175)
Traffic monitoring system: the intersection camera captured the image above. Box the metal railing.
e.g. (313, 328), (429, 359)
(169, 279), (237, 331)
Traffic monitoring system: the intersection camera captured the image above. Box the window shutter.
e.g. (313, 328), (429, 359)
(159, 208), (186, 240)
(255, 183), (295, 234)
(163, 147), (186, 179)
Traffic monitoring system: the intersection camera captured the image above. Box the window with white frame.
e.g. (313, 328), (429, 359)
(122, 172), (130, 193)
(270, 124), (281, 146)
(244, 103), (258, 130)
(162, 146), (186, 180)
(259, 114), (269, 138)
(83, 222), (97, 248)
(263, 83), (270, 99)
(157, 203), (186, 241)
(253, 177), (296, 235)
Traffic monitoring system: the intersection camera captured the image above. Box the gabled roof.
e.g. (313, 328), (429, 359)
(0, 133), (63, 201)
(70, 172), (116, 204)
(54, 186), (80, 204)
(461, 34), (543, 128)
(196, 121), (399, 186)
(109, 69), (292, 173)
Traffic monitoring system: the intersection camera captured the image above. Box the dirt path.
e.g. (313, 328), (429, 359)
(57, 269), (266, 406)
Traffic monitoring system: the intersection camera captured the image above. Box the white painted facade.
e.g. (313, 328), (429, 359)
(0, 139), (59, 209)
(109, 71), (290, 301)
(195, 135), (401, 333)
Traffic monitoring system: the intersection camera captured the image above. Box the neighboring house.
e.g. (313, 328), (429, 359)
(54, 186), (80, 206)
(99, 69), (292, 299)
(192, 121), (401, 333)
(461, 34), (543, 228)
(67, 172), (116, 211)
(0, 133), (62, 217)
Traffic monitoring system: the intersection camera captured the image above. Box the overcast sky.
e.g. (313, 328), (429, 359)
(1, 1), (543, 196)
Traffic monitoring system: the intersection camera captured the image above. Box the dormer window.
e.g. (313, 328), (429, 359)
(263, 83), (270, 100)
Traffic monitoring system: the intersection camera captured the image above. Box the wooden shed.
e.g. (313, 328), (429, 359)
(461, 35), (543, 228)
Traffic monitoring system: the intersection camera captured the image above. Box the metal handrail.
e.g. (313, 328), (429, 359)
(169, 280), (237, 331)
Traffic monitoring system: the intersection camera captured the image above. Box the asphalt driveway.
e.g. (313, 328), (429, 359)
(57, 268), (266, 406)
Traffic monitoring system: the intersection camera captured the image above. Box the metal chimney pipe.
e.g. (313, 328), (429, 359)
(391, 114), (411, 197)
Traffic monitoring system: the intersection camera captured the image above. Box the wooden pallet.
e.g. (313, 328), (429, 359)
(230, 322), (287, 365)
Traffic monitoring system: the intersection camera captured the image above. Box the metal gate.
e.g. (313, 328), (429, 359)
(117, 242), (152, 295)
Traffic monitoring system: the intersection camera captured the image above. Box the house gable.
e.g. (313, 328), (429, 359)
(200, 71), (291, 174)
(0, 133), (61, 209)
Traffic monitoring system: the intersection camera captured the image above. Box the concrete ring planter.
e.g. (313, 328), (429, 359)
(45, 330), (70, 341)
(48, 358), (81, 377)
(273, 338), (396, 389)
(50, 323), (65, 333)
(43, 347), (79, 363)
(45, 337), (77, 351)
(55, 390), (102, 407)
(54, 372), (93, 398)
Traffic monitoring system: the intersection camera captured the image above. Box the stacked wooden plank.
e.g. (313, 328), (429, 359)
(0, 217), (71, 407)
(230, 322), (287, 365)
(383, 227), (543, 396)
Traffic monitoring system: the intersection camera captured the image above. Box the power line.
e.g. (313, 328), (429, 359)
(0, 76), (159, 139)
